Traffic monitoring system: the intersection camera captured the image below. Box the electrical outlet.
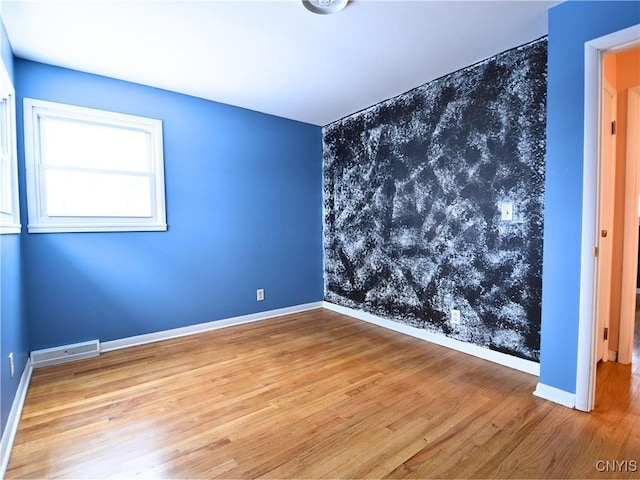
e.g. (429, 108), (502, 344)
(450, 309), (461, 325)
(8, 352), (14, 379)
(256, 288), (265, 302)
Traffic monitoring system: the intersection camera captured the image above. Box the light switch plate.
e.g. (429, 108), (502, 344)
(450, 309), (461, 325)
(501, 202), (513, 221)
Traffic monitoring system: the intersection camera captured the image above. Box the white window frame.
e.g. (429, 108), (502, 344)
(23, 98), (167, 233)
(0, 58), (21, 234)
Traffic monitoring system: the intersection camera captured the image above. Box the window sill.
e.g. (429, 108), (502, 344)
(0, 224), (21, 234)
(27, 223), (167, 234)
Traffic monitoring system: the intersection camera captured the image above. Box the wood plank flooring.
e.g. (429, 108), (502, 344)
(6, 309), (640, 479)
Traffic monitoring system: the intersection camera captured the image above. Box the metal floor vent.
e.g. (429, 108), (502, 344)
(31, 340), (100, 368)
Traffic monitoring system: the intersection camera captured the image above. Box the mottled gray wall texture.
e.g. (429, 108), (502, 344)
(323, 39), (546, 362)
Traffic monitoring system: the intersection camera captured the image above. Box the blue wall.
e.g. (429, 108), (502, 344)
(15, 60), (323, 350)
(0, 19), (29, 438)
(540, 1), (640, 393)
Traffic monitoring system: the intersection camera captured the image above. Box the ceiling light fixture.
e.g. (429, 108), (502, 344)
(302, 0), (349, 15)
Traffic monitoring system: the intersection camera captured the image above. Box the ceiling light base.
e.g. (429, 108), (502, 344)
(302, 0), (349, 15)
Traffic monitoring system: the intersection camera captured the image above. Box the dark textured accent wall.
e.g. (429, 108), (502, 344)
(323, 39), (547, 362)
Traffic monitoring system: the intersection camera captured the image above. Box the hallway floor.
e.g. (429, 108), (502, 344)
(593, 296), (639, 411)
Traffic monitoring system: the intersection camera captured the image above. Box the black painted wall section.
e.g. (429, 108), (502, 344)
(323, 39), (547, 362)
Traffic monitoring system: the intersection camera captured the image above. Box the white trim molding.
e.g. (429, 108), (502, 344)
(0, 359), (33, 479)
(323, 302), (540, 376)
(102, 302), (323, 352)
(533, 382), (576, 408)
(22, 98), (166, 233)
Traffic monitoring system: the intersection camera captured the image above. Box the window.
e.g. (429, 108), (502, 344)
(23, 99), (166, 233)
(0, 60), (21, 234)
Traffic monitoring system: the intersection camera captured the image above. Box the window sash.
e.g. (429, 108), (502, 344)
(40, 166), (155, 218)
(39, 115), (152, 173)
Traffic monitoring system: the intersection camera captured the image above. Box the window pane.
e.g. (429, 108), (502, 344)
(41, 118), (150, 173)
(44, 169), (152, 217)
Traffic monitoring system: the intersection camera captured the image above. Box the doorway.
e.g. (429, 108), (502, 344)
(576, 24), (640, 412)
(598, 49), (640, 367)
(593, 48), (640, 409)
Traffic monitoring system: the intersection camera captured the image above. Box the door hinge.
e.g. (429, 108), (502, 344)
(594, 246), (598, 257)
(604, 327), (609, 341)
(611, 120), (617, 135)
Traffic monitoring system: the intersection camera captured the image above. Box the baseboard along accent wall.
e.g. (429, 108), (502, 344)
(324, 302), (540, 376)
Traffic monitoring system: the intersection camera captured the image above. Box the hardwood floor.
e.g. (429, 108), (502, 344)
(6, 309), (640, 479)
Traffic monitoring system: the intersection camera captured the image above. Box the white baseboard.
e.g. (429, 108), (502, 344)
(0, 359), (33, 479)
(323, 302), (540, 376)
(608, 350), (618, 362)
(533, 382), (576, 408)
(101, 302), (324, 353)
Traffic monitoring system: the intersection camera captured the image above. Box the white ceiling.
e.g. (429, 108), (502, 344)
(1, 0), (558, 126)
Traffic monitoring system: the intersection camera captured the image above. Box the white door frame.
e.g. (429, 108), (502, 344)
(577, 24), (640, 412)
